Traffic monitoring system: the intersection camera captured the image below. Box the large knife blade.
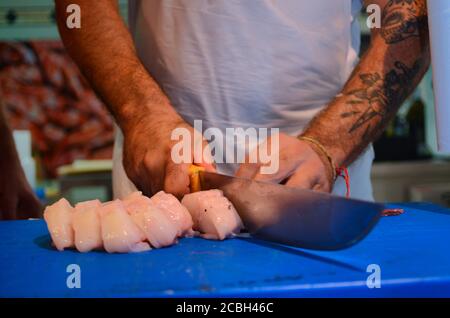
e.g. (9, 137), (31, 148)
(198, 171), (385, 250)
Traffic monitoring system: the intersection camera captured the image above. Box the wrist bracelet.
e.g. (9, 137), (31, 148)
(298, 136), (337, 181)
(298, 135), (351, 198)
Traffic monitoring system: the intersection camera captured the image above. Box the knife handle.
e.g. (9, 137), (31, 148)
(189, 164), (205, 193)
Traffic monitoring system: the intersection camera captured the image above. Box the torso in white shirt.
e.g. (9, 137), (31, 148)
(113, 0), (374, 201)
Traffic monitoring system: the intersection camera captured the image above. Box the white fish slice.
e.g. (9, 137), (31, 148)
(43, 198), (75, 251)
(150, 191), (194, 237)
(124, 193), (178, 248)
(181, 190), (243, 240)
(73, 199), (102, 253)
(99, 200), (151, 253)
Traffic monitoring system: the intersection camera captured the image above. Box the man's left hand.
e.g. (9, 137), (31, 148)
(236, 133), (334, 192)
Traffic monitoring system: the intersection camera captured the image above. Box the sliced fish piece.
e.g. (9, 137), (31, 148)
(124, 193), (178, 248)
(150, 191), (194, 236)
(72, 199), (102, 252)
(99, 200), (151, 253)
(181, 190), (243, 240)
(43, 198), (75, 251)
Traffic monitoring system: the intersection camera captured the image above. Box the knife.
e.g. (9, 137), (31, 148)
(195, 169), (385, 250)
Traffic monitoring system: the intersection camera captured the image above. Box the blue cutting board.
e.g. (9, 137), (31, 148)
(1, 203), (449, 297)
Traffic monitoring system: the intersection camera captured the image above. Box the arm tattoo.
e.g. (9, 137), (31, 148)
(381, 0), (428, 44)
(341, 58), (423, 139)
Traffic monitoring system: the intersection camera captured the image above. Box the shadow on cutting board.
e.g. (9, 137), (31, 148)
(33, 235), (107, 254)
(236, 236), (365, 273)
(33, 234), (54, 251)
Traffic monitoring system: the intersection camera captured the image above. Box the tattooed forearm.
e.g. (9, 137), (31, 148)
(342, 58), (423, 140)
(302, 0), (430, 167)
(381, 0), (428, 44)
(341, 0), (429, 141)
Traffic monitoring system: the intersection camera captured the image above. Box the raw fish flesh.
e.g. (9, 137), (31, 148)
(124, 192), (179, 248)
(43, 188), (242, 253)
(150, 191), (194, 236)
(72, 199), (102, 252)
(99, 200), (151, 253)
(43, 198), (75, 251)
(181, 190), (243, 240)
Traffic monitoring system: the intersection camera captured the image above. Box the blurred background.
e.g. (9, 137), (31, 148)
(1, 0), (449, 207)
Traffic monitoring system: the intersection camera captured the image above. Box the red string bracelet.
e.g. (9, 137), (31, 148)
(298, 136), (350, 196)
(336, 167), (404, 215)
(336, 167), (350, 198)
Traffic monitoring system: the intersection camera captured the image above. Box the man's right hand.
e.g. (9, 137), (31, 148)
(55, 0), (215, 198)
(122, 114), (215, 199)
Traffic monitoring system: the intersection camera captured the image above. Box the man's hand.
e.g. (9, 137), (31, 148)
(55, 1), (216, 197)
(122, 113), (215, 198)
(236, 133), (333, 192)
(0, 169), (42, 220)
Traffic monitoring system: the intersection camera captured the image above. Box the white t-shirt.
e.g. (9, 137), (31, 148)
(113, 0), (374, 201)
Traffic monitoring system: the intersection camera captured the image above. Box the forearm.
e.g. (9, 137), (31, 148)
(55, 0), (181, 133)
(303, 0), (430, 167)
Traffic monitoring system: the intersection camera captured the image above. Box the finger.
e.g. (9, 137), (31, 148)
(235, 162), (261, 179)
(236, 136), (287, 182)
(285, 165), (332, 192)
(235, 140), (261, 179)
(312, 182), (330, 193)
(141, 153), (165, 196)
(123, 159), (149, 196)
(313, 176), (333, 193)
(197, 161), (216, 172)
(284, 169), (317, 190)
(250, 149), (299, 183)
(122, 151), (147, 195)
(194, 140), (216, 172)
(252, 162), (298, 184)
(164, 161), (190, 199)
